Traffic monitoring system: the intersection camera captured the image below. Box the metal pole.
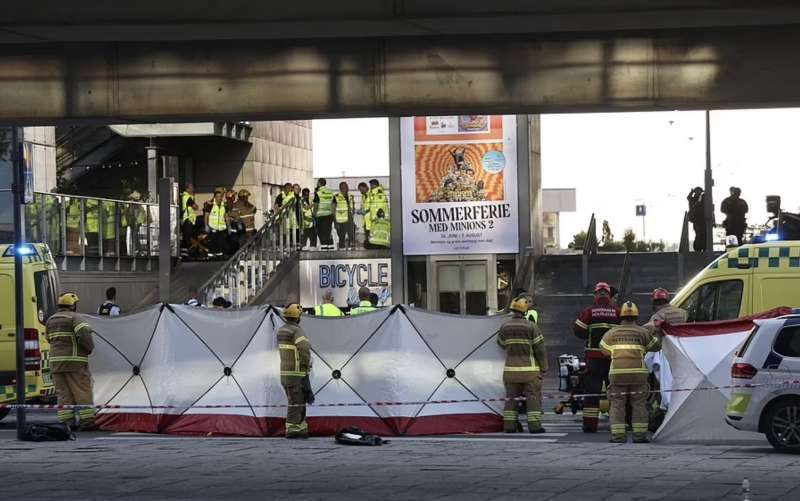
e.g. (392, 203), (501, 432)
(158, 178), (172, 303)
(12, 126), (27, 440)
(704, 110), (715, 254)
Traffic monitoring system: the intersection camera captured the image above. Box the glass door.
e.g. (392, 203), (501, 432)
(437, 261), (488, 315)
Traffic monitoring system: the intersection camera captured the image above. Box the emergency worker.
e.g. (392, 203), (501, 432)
(498, 296), (548, 433)
(85, 198), (100, 255)
(334, 182), (355, 249)
(65, 197), (82, 255)
(574, 281), (620, 432)
(300, 188), (317, 249)
(357, 182), (371, 248)
(313, 290), (344, 317)
(46, 293), (96, 430)
(97, 287), (121, 316)
(367, 209), (390, 248)
(368, 179), (389, 226)
(206, 189), (229, 258)
(350, 287), (377, 316)
(599, 301), (661, 443)
(314, 178), (335, 250)
(233, 189), (257, 235)
(101, 200), (117, 255)
(278, 304), (312, 438)
(644, 288), (686, 419)
(647, 288), (687, 330)
(180, 184), (199, 253)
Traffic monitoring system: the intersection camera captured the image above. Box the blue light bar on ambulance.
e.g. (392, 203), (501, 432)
(765, 233), (780, 241)
(2, 244), (37, 257)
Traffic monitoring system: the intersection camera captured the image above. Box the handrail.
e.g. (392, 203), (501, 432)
(199, 198), (299, 307)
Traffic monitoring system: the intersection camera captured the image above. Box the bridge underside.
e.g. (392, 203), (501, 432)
(3, 25), (800, 124)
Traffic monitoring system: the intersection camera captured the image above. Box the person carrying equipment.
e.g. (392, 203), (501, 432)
(574, 281), (620, 432)
(350, 287), (377, 316)
(313, 290), (344, 317)
(277, 304), (312, 438)
(497, 296), (548, 433)
(46, 293), (97, 431)
(600, 301), (662, 443)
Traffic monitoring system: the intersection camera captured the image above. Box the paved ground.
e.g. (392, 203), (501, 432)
(2, 411), (800, 500)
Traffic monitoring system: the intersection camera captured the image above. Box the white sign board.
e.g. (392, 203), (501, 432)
(299, 258), (392, 308)
(401, 115), (519, 255)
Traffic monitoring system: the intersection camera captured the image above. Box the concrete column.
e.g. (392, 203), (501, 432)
(703, 110), (715, 254)
(528, 115), (543, 259)
(516, 115), (531, 256)
(158, 178), (172, 303)
(388, 117), (404, 305)
(0, 128), (13, 242)
(146, 142), (159, 202)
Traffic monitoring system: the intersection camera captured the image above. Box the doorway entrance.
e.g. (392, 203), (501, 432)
(436, 260), (488, 315)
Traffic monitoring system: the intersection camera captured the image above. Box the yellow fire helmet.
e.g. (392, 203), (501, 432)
(619, 300), (639, 319)
(509, 296), (529, 314)
(58, 292), (80, 307)
(283, 303), (303, 320)
(238, 188), (251, 198)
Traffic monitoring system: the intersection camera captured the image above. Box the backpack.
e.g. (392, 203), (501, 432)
(334, 426), (388, 446)
(24, 423), (76, 442)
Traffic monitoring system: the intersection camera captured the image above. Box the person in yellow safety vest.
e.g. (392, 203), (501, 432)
(313, 290), (344, 317)
(277, 303), (313, 439)
(46, 293), (97, 431)
(357, 182), (371, 249)
(101, 200), (117, 255)
(206, 189), (229, 258)
(180, 184), (199, 254)
(334, 182), (355, 250)
(300, 188), (317, 249)
(275, 182), (298, 237)
(367, 209), (390, 248)
(497, 296), (549, 433)
(368, 178), (389, 224)
(314, 178), (335, 250)
(599, 301), (662, 443)
(84, 198), (100, 255)
(350, 287), (377, 316)
(124, 191), (147, 257)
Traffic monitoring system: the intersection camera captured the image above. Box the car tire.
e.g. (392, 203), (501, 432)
(763, 398), (800, 453)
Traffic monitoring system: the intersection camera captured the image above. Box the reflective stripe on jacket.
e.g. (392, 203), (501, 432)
(302, 200), (314, 229)
(181, 192), (197, 225)
(368, 186), (389, 219)
(208, 202), (227, 231)
(369, 218), (390, 247)
(277, 323), (311, 381)
(334, 193), (354, 224)
(350, 300), (377, 316)
(599, 322), (661, 379)
(314, 303), (344, 317)
(316, 187), (335, 216)
(497, 316), (548, 383)
(574, 299), (620, 357)
(45, 309), (94, 373)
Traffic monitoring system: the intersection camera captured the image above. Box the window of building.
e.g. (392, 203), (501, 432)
(406, 261), (427, 309)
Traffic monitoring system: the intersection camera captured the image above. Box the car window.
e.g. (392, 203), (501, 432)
(34, 270), (57, 323)
(682, 280), (743, 322)
(773, 325), (800, 358)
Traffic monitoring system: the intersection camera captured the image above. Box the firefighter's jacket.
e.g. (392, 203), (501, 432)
(497, 316), (548, 383)
(277, 323), (311, 385)
(599, 321), (661, 384)
(45, 308), (95, 373)
(645, 305), (688, 336)
(574, 297), (619, 359)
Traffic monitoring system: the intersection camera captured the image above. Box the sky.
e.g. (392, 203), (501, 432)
(314, 110), (800, 247)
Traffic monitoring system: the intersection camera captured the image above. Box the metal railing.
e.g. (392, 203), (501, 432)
(199, 200), (299, 308)
(20, 192), (178, 268)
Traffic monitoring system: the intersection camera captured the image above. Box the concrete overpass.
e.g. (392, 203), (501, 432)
(2, 1), (800, 124)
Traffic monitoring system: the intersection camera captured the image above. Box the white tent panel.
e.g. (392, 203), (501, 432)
(91, 336), (136, 406)
(183, 376), (253, 417)
(139, 310), (223, 412)
(88, 305), (162, 366)
(675, 333), (747, 376)
(405, 307), (509, 369)
(303, 308), (392, 370)
(234, 310), (284, 419)
(170, 305), (270, 366)
(308, 379), (377, 418)
(308, 351), (333, 392)
(345, 311), (444, 419)
(101, 376), (153, 415)
(450, 337), (506, 413)
(416, 378), (496, 417)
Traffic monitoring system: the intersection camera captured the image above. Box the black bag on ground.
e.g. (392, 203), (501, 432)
(335, 426), (388, 446)
(23, 423), (76, 442)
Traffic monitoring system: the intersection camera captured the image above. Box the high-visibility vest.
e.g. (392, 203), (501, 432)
(526, 309), (539, 324)
(302, 200), (314, 229)
(66, 200), (81, 229)
(350, 300), (377, 316)
(281, 192), (298, 230)
(314, 303), (344, 317)
(181, 192), (197, 225)
(360, 191), (372, 231)
(316, 187), (334, 217)
(208, 201), (227, 231)
(334, 192), (353, 224)
(369, 186), (389, 220)
(85, 199), (99, 233)
(369, 217), (390, 247)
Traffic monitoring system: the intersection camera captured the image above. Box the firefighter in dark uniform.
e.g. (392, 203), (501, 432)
(498, 296), (548, 434)
(277, 304), (312, 438)
(574, 281), (620, 432)
(46, 293), (97, 430)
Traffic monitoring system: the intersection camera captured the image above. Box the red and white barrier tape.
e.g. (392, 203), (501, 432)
(2, 379), (799, 411)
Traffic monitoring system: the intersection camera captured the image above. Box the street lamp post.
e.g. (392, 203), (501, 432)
(11, 126), (27, 440)
(703, 110), (715, 254)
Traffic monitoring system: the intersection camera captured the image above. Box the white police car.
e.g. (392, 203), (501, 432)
(726, 312), (800, 452)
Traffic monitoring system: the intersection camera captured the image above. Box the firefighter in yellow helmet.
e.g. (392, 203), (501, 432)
(277, 304), (313, 438)
(599, 301), (662, 443)
(497, 296), (548, 433)
(45, 293), (97, 430)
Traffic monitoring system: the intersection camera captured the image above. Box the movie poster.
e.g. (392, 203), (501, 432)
(401, 115), (519, 255)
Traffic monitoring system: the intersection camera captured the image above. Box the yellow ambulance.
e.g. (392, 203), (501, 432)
(0, 243), (59, 420)
(672, 241), (800, 321)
